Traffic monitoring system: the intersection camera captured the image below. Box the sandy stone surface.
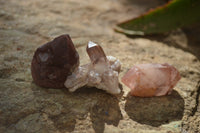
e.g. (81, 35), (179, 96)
(0, 0), (200, 133)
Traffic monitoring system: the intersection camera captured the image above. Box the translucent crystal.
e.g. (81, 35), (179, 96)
(87, 41), (107, 64)
(121, 63), (181, 97)
(64, 41), (121, 94)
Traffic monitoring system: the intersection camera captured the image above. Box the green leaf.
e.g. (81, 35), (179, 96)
(115, 0), (200, 35)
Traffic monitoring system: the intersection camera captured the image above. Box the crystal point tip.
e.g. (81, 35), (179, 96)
(88, 41), (98, 48)
(86, 41), (107, 64)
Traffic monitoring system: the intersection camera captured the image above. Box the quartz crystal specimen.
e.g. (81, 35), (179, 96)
(121, 63), (181, 97)
(64, 41), (121, 94)
(31, 34), (79, 88)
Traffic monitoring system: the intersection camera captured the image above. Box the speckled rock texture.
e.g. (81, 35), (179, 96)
(0, 0), (200, 133)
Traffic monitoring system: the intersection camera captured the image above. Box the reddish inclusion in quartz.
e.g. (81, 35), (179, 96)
(86, 41), (107, 64)
(121, 63), (181, 97)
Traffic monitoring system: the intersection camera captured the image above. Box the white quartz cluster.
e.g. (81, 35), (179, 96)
(64, 41), (121, 94)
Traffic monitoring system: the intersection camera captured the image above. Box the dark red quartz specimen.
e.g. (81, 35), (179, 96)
(31, 34), (79, 88)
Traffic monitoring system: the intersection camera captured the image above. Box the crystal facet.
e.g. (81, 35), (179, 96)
(87, 41), (107, 64)
(121, 63), (181, 97)
(31, 34), (79, 88)
(64, 41), (121, 94)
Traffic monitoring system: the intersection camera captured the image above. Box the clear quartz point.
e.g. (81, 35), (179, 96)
(64, 41), (121, 94)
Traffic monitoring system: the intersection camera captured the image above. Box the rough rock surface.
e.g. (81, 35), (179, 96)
(0, 0), (200, 133)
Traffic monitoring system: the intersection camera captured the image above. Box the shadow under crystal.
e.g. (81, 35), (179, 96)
(125, 90), (184, 126)
(75, 87), (123, 133)
(30, 84), (122, 133)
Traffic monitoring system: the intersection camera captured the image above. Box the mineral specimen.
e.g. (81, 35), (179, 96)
(31, 34), (79, 88)
(64, 41), (121, 94)
(121, 63), (181, 97)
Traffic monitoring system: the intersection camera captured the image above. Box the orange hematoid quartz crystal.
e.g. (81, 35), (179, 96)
(121, 63), (181, 97)
(64, 41), (121, 94)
